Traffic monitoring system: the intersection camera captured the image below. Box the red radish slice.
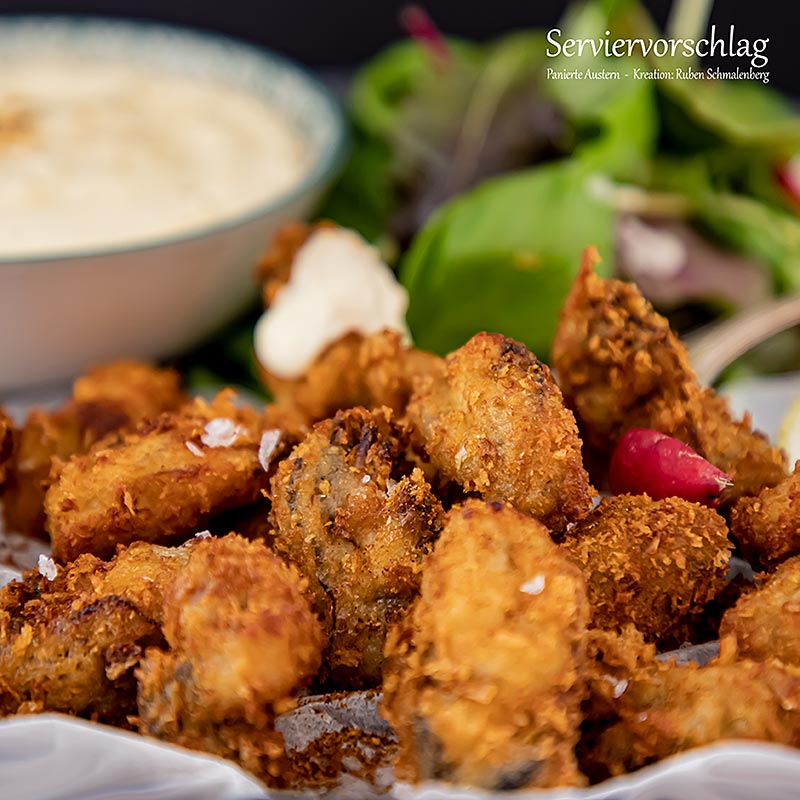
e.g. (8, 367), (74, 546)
(609, 428), (732, 507)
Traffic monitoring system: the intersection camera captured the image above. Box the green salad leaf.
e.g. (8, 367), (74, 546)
(695, 191), (800, 293)
(659, 79), (800, 153)
(398, 2), (660, 358)
(320, 33), (571, 249)
(349, 38), (482, 143)
(401, 160), (614, 358)
(610, 1), (800, 153)
(543, 0), (657, 181)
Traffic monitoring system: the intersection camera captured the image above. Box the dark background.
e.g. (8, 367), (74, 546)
(0, 1), (794, 93)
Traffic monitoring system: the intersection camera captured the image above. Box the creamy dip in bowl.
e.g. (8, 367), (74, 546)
(0, 59), (312, 258)
(0, 17), (346, 390)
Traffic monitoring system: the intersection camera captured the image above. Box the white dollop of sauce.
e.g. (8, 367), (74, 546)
(0, 58), (310, 258)
(254, 227), (410, 380)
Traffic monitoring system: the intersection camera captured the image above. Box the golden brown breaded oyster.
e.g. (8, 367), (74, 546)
(2, 360), (185, 537)
(136, 534), (324, 785)
(45, 391), (270, 562)
(582, 650), (800, 781)
(730, 465), (800, 568)
(382, 500), (590, 791)
(720, 554), (800, 666)
(406, 332), (594, 532)
(552, 248), (786, 501)
(271, 406), (444, 687)
(564, 494), (731, 644)
(98, 541), (193, 626)
(0, 552), (166, 724)
(262, 329), (441, 427)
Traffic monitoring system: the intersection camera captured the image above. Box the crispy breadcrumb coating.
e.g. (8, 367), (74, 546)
(45, 391), (270, 562)
(161, 535), (323, 715)
(720, 554), (800, 666)
(271, 406), (444, 687)
(730, 465), (800, 568)
(261, 330), (441, 426)
(0, 548), (174, 723)
(582, 644), (800, 781)
(97, 541), (193, 625)
(552, 248), (786, 502)
(407, 332), (594, 532)
(136, 534), (323, 785)
(2, 361), (185, 537)
(382, 500), (590, 790)
(564, 494), (731, 644)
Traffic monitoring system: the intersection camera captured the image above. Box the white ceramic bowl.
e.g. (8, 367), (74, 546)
(0, 17), (346, 392)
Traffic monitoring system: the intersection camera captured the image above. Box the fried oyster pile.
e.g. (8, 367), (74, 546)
(2, 232), (800, 793)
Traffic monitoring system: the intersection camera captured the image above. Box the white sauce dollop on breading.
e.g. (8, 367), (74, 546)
(254, 228), (409, 380)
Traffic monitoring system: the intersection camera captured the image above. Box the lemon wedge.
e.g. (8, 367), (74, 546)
(778, 397), (800, 470)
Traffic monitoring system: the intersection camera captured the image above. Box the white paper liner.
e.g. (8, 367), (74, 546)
(278, 692), (395, 752)
(657, 641), (720, 666)
(392, 742), (800, 800)
(0, 714), (267, 800)
(3, 702), (800, 799)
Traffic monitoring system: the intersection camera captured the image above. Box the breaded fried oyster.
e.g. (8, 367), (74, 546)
(45, 391), (271, 562)
(263, 329), (441, 427)
(407, 332), (594, 532)
(137, 534), (323, 785)
(730, 465), (800, 568)
(552, 248), (786, 501)
(382, 500), (590, 791)
(2, 360), (185, 537)
(0, 549), (175, 723)
(564, 494), (731, 643)
(0, 532), (322, 784)
(720, 554), (800, 666)
(271, 406), (444, 687)
(582, 645), (800, 781)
